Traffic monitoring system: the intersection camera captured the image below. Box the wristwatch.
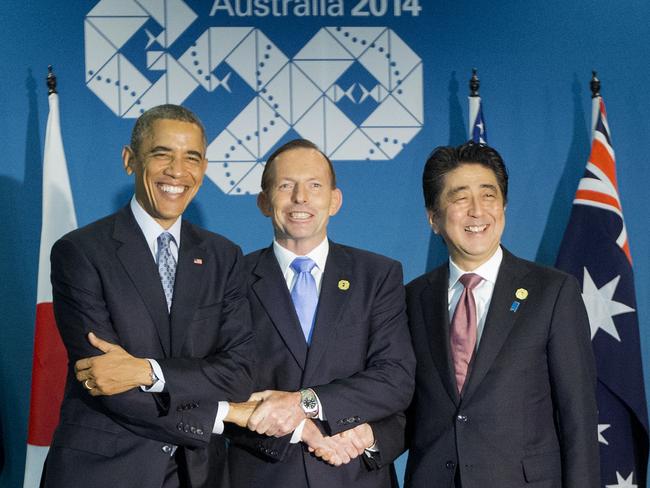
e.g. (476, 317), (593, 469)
(299, 388), (319, 418)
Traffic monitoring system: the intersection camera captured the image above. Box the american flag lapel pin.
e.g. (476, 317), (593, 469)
(193, 258), (203, 265)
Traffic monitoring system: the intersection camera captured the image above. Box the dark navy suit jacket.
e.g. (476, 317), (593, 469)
(227, 242), (415, 488)
(43, 206), (254, 488)
(404, 248), (599, 488)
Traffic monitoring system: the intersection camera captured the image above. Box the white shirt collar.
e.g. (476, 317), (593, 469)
(130, 196), (182, 255)
(273, 238), (329, 275)
(448, 246), (503, 290)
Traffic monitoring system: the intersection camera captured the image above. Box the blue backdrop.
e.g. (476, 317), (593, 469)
(2, 1), (649, 487)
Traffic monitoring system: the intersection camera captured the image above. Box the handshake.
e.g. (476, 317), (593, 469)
(224, 390), (375, 466)
(74, 333), (375, 467)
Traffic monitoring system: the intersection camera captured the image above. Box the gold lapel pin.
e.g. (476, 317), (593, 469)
(338, 280), (350, 291)
(515, 288), (528, 300)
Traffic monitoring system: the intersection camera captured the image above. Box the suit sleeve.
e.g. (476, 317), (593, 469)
(156, 245), (255, 409)
(312, 261), (416, 435)
(224, 423), (294, 462)
(51, 236), (245, 448)
(547, 275), (600, 488)
(362, 412), (407, 470)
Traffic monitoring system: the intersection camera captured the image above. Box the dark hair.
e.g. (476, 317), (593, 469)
(130, 104), (206, 156)
(422, 141), (508, 212)
(261, 139), (336, 192)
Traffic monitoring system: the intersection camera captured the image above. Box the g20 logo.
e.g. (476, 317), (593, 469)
(85, 0), (423, 195)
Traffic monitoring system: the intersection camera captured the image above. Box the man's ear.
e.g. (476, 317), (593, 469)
(122, 146), (136, 175)
(328, 188), (343, 216)
(257, 191), (272, 217)
(427, 209), (440, 234)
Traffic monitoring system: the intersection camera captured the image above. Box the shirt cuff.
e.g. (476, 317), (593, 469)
(290, 419), (306, 444)
(212, 401), (229, 434)
(140, 359), (165, 393)
(314, 391), (325, 420)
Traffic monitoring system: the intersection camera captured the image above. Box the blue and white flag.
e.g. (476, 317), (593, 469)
(468, 95), (487, 143)
(556, 96), (649, 488)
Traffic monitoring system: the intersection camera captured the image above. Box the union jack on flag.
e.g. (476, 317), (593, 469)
(556, 96), (649, 488)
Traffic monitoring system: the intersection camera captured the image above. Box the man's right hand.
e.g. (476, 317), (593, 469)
(301, 420), (371, 467)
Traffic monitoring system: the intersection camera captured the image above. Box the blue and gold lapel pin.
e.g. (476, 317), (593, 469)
(338, 279), (350, 291)
(510, 288), (528, 312)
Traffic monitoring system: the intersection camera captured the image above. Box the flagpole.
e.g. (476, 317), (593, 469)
(468, 68), (480, 140)
(47, 65), (57, 95)
(468, 68), (487, 143)
(590, 70), (600, 140)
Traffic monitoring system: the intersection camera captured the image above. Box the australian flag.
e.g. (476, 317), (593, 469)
(468, 95), (487, 143)
(556, 97), (649, 487)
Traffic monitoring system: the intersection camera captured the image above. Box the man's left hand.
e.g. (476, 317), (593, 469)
(75, 332), (152, 397)
(246, 390), (304, 437)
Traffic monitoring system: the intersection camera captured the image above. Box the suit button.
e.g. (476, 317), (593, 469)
(162, 445), (172, 454)
(353, 416), (360, 422)
(445, 461), (455, 470)
(196, 429), (204, 436)
(184, 425), (190, 433)
(177, 422), (184, 431)
(271, 450), (278, 456)
(190, 426), (197, 434)
(456, 414), (468, 423)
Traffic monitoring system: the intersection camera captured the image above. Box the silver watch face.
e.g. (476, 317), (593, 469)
(300, 389), (318, 413)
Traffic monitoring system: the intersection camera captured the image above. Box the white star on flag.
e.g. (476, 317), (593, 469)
(598, 424), (611, 445)
(606, 471), (637, 488)
(581, 267), (635, 340)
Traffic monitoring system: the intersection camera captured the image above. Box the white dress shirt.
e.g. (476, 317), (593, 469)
(447, 246), (503, 347)
(130, 197), (228, 434)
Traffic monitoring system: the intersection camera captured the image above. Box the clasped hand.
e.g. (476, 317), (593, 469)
(240, 390), (374, 466)
(74, 332), (152, 396)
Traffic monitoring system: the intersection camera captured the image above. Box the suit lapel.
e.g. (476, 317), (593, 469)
(169, 221), (206, 356)
(303, 243), (352, 384)
(113, 207), (171, 356)
(421, 266), (460, 406)
(251, 247), (308, 370)
(462, 249), (530, 402)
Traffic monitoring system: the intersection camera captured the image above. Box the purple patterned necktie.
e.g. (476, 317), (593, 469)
(290, 257), (318, 344)
(450, 273), (483, 393)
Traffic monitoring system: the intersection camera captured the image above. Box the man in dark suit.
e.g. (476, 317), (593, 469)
(404, 142), (599, 488)
(225, 139), (415, 487)
(42, 105), (254, 488)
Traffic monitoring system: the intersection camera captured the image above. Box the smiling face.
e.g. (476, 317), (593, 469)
(257, 147), (342, 255)
(429, 163), (505, 271)
(123, 118), (207, 229)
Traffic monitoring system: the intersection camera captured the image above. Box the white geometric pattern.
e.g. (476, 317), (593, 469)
(85, 1), (424, 195)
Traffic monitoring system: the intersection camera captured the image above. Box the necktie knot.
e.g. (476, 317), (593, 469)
(291, 257), (316, 274)
(459, 273), (482, 290)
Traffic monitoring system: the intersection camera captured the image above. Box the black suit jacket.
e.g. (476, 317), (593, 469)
(227, 242), (415, 488)
(404, 249), (599, 488)
(43, 206), (254, 488)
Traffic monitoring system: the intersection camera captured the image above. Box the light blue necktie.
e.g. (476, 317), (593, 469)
(290, 257), (318, 344)
(157, 232), (176, 311)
